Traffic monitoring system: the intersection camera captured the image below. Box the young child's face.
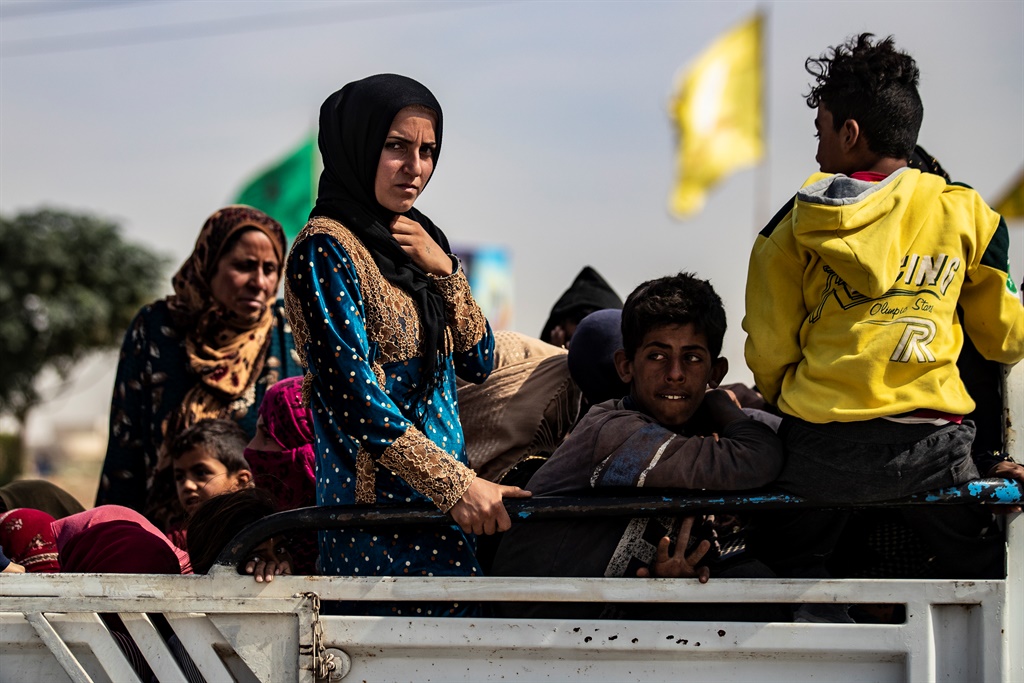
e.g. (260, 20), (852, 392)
(174, 447), (251, 515)
(615, 323), (727, 430)
(251, 536), (292, 566)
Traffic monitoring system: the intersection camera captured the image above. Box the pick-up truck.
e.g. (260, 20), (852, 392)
(3, 363), (1021, 683)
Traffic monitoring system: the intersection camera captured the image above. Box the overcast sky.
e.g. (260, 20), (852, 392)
(2, 0), (1022, 446)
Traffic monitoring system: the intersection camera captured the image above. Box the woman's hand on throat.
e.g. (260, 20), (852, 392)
(389, 215), (453, 276)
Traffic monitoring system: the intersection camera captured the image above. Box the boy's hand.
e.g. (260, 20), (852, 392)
(986, 460), (1024, 514)
(636, 516), (711, 583)
(702, 388), (747, 429)
(449, 478), (532, 536)
(246, 557), (292, 583)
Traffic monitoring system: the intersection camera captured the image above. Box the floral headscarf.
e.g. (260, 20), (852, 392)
(0, 508), (60, 572)
(166, 206), (286, 430)
(244, 376), (316, 513)
(243, 376), (318, 572)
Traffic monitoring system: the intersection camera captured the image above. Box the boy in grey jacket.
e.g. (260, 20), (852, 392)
(492, 273), (784, 618)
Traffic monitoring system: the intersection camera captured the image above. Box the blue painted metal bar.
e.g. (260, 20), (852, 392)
(212, 477), (1021, 571)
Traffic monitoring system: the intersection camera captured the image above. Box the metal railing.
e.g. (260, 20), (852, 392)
(212, 477), (1022, 573)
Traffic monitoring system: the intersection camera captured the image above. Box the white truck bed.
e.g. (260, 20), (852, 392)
(2, 363), (1021, 682)
(2, 565), (1021, 682)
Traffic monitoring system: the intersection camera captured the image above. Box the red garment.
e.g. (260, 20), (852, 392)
(244, 375), (318, 573)
(245, 376), (316, 512)
(51, 505), (192, 574)
(0, 508), (60, 572)
(261, 375), (314, 449)
(850, 171), (890, 182)
(167, 527), (189, 552)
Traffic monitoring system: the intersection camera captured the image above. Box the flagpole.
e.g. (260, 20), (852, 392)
(754, 5), (771, 235)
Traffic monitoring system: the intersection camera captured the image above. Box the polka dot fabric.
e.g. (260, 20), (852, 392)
(285, 220), (494, 616)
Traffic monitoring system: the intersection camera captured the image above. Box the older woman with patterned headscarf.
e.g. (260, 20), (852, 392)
(96, 206), (303, 531)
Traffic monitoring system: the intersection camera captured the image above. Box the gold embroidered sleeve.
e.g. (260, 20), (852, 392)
(429, 259), (488, 353)
(377, 427), (476, 512)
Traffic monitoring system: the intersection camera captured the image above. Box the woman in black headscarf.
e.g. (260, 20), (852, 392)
(285, 75), (528, 613)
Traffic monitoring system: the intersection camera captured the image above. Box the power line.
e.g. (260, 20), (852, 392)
(0, 1), (158, 20)
(1, 1), (499, 58)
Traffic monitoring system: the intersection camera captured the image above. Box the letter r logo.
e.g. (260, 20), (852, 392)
(890, 317), (937, 363)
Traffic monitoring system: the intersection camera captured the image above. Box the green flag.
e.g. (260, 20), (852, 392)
(234, 134), (319, 241)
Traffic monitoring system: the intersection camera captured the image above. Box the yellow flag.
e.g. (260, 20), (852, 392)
(993, 168), (1024, 219)
(669, 15), (764, 217)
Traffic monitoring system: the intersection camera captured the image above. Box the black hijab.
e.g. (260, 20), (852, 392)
(311, 74), (450, 385)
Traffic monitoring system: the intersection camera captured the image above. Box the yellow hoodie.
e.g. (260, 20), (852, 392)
(743, 167), (1023, 423)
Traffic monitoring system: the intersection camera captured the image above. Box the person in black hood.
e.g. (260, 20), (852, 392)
(540, 266), (623, 348)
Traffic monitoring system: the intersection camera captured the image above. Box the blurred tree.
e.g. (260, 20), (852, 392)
(0, 208), (168, 476)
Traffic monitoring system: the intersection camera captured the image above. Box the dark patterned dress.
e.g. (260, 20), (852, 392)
(285, 218), (494, 616)
(96, 300), (302, 516)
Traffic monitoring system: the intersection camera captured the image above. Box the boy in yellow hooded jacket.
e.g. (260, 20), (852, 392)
(743, 34), (1023, 579)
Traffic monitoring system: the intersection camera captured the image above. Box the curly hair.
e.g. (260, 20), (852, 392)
(805, 33), (923, 160)
(621, 273), (726, 360)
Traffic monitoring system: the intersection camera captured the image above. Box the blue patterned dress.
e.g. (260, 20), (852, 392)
(285, 218), (493, 615)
